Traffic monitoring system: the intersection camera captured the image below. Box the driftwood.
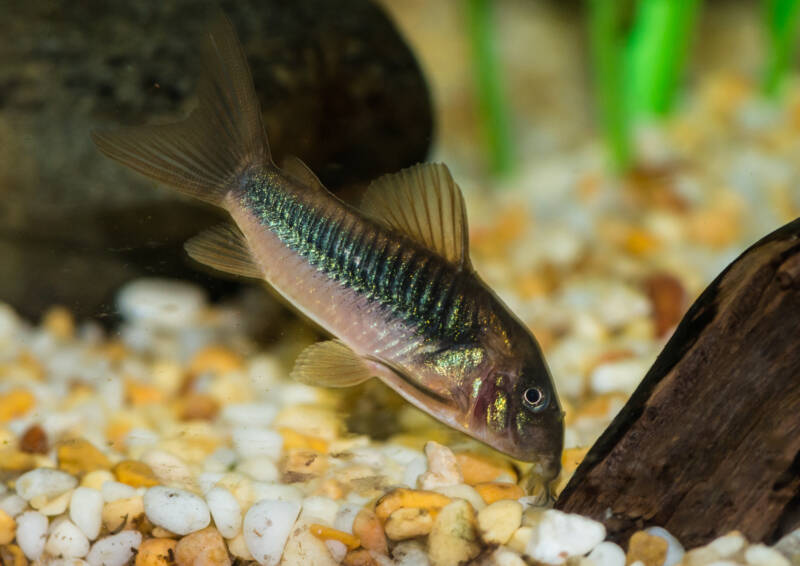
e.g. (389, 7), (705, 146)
(555, 218), (800, 548)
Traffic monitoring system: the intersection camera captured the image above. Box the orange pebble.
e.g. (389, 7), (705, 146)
(279, 427), (328, 453)
(113, 460), (159, 488)
(189, 345), (243, 375)
(125, 379), (164, 406)
(0, 390), (35, 424)
(474, 482), (524, 504)
(135, 537), (177, 566)
(309, 524), (360, 550)
(454, 452), (517, 485)
(0, 544), (26, 566)
(374, 488), (452, 522)
(352, 508), (387, 554)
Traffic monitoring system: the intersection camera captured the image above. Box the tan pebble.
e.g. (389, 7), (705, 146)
(42, 306), (75, 340)
(435, 483), (486, 512)
(0, 390), (35, 424)
(627, 531), (668, 566)
(226, 532), (253, 561)
(274, 407), (341, 442)
(0, 449), (36, 472)
(151, 527), (178, 538)
(428, 499), (481, 566)
(113, 460), (160, 488)
(706, 531), (747, 558)
(81, 469), (115, 490)
(174, 527), (231, 566)
(316, 478), (345, 500)
(385, 507), (434, 540)
(644, 273), (686, 338)
(189, 346), (243, 375)
(176, 393), (220, 421)
(282, 449), (328, 482)
(507, 526), (534, 554)
(374, 488), (451, 521)
(352, 508), (387, 555)
(309, 523), (360, 550)
(554, 447), (591, 496)
(0, 544), (27, 566)
(343, 549), (380, 566)
(135, 538), (177, 566)
(18, 424), (47, 455)
(418, 441), (463, 490)
(454, 451), (517, 485)
(0, 509), (16, 545)
(57, 437), (112, 475)
(474, 482), (525, 504)
(14, 352), (45, 382)
(33, 489), (73, 516)
(280, 521), (338, 566)
(151, 359), (185, 396)
(477, 500), (523, 545)
(102, 496), (145, 531)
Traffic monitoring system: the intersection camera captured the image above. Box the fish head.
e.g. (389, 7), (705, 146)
(469, 339), (564, 481)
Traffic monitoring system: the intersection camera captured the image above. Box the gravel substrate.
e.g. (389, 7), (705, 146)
(2, 72), (800, 564)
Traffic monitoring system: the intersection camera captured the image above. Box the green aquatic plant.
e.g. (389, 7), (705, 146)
(587, 0), (699, 172)
(466, 0), (514, 177)
(763, 0), (800, 97)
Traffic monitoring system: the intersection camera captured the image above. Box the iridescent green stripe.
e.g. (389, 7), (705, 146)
(240, 176), (480, 340)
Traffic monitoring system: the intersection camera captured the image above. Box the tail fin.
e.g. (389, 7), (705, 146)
(91, 13), (271, 206)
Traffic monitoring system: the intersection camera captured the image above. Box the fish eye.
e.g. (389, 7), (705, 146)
(522, 387), (548, 412)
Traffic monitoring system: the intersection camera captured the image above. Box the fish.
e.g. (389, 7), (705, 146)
(92, 13), (564, 482)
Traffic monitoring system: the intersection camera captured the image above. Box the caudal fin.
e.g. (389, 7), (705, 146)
(91, 13), (271, 206)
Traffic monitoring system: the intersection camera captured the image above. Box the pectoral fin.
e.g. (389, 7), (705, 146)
(290, 340), (374, 387)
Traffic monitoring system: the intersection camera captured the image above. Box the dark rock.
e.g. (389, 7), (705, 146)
(0, 0), (432, 319)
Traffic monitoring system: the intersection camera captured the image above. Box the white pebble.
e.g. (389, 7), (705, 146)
(588, 541), (627, 566)
(0, 494), (28, 517)
(141, 450), (195, 490)
(393, 540), (431, 566)
(206, 486), (242, 539)
(646, 526), (685, 566)
(707, 532), (747, 558)
(117, 278), (206, 328)
(198, 472), (226, 495)
(143, 486), (210, 535)
(418, 441), (462, 490)
(326, 540), (348, 562)
(237, 456), (280, 482)
(16, 511), (48, 560)
(46, 519), (90, 558)
(745, 544), (791, 566)
(251, 482), (303, 502)
(590, 358), (651, 395)
(85, 531), (142, 566)
(232, 427), (283, 460)
(404, 455), (427, 488)
(221, 402), (278, 428)
(204, 447), (238, 473)
(15, 468), (77, 501)
(489, 547), (527, 566)
(243, 499), (301, 566)
(300, 496), (339, 525)
(70, 487), (104, 540)
(525, 509), (606, 564)
(334, 503), (362, 534)
(48, 560), (89, 566)
(101, 481), (137, 502)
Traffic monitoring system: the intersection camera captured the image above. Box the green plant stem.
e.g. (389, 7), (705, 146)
(466, 0), (514, 177)
(763, 0), (800, 97)
(588, 0), (631, 173)
(625, 0), (699, 116)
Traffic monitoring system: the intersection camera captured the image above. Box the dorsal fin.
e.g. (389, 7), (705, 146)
(184, 223), (262, 278)
(290, 340), (373, 387)
(281, 155), (326, 192)
(361, 163), (471, 269)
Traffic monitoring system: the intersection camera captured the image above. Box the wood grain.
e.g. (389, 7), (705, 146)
(555, 218), (800, 548)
